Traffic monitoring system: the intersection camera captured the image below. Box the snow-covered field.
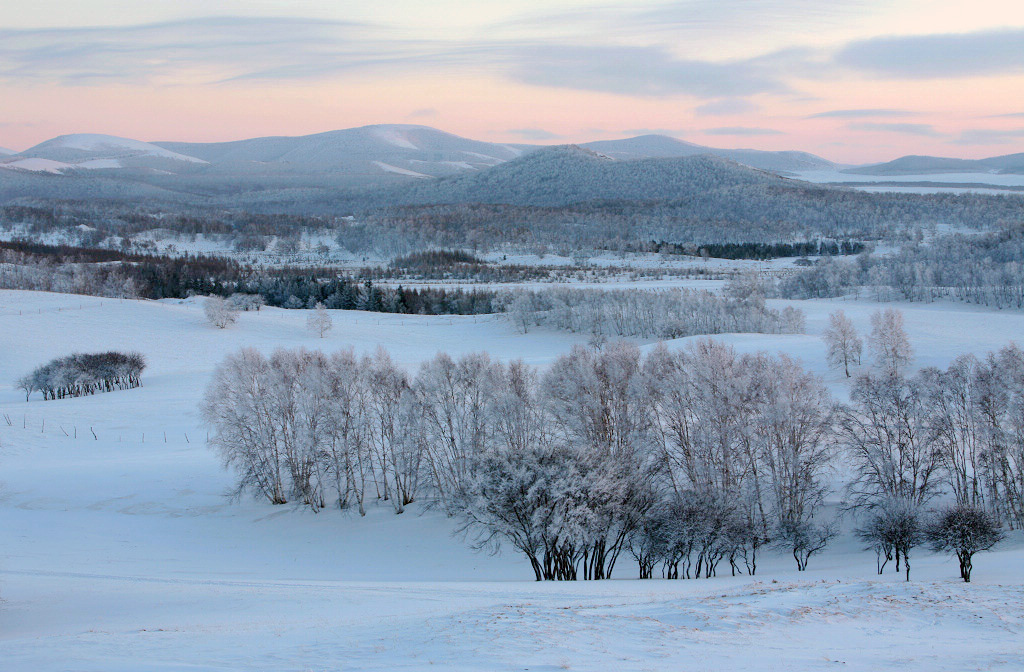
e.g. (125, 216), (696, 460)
(1, 289), (1022, 670)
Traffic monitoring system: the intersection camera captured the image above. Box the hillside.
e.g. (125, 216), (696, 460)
(154, 124), (527, 178)
(583, 134), (835, 172)
(369, 144), (793, 208)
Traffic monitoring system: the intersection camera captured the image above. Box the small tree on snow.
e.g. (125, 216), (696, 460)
(868, 308), (912, 376)
(307, 302), (333, 338)
(856, 497), (923, 580)
(823, 309), (862, 377)
(775, 518), (836, 571)
(204, 296), (239, 329)
(926, 505), (1004, 583)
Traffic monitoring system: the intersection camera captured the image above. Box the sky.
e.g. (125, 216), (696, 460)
(1, 0), (1023, 163)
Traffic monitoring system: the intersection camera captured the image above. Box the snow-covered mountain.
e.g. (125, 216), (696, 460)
(154, 124), (527, 179)
(582, 135), (836, 172)
(845, 152), (1024, 175)
(1, 134), (207, 173)
(0, 146), (15, 156)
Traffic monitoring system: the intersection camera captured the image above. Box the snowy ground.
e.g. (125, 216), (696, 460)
(1, 289), (1022, 670)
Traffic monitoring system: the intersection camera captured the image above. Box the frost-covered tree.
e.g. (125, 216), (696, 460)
(823, 310), (862, 377)
(868, 308), (912, 376)
(926, 505), (1004, 582)
(841, 373), (939, 509)
(204, 295), (239, 329)
(307, 302), (333, 338)
(856, 497), (924, 580)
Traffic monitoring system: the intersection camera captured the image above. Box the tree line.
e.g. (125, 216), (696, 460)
(202, 331), (1017, 582)
(776, 225), (1024, 309)
(509, 277), (804, 339)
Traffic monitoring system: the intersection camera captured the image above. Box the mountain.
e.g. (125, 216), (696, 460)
(0, 147), (14, 156)
(581, 135), (835, 172)
(365, 144), (804, 209)
(154, 124), (527, 180)
(5, 134), (207, 172)
(845, 152), (1024, 176)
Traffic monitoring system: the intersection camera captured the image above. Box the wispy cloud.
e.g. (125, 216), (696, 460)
(0, 17), (799, 99)
(703, 126), (784, 136)
(695, 98), (761, 116)
(836, 28), (1024, 79)
(505, 45), (792, 97)
(808, 108), (914, 119)
(849, 122), (946, 137)
(952, 128), (1024, 145)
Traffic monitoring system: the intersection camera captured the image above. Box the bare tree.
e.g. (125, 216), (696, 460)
(840, 373), (940, 508)
(307, 302), (333, 338)
(204, 296), (239, 329)
(823, 309), (862, 377)
(868, 308), (913, 376)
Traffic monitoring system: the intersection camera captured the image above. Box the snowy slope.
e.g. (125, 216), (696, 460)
(4, 134), (207, 173)
(0, 289), (1022, 670)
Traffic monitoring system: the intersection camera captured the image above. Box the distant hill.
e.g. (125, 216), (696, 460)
(365, 145), (807, 209)
(154, 124), (527, 180)
(582, 135), (835, 172)
(9, 134), (207, 172)
(845, 152), (1024, 176)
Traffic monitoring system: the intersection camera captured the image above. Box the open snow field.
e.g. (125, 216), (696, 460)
(1, 289), (1023, 670)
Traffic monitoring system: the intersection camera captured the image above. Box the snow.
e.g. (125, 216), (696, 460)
(0, 157), (75, 173)
(369, 126), (419, 150)
(373, 160), (430, 177)
(38, 133), (207, 163)
(1, 289), (1022, 670)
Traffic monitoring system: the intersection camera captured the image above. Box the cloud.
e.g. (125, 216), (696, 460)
(989, 112), (1024, 118)
(807, 108), (914, 119)
(0, 17), (796, 100)
(506, 128), (563, 140)
(836, 28), (1024, 79)
(703, 126), (784, 136)
(695, 98), (761, 116)
(506, 45), (791, 97)
(849, 122), (946, 137)
(0, 16), (504, 86)
(952, 128), (1024, 145)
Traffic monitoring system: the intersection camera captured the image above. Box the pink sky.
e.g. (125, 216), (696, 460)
(2, 0), (1023, 163)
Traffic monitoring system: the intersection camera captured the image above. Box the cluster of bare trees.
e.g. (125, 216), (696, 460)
(202, 324), (1018, 581)
(777, 227), (1024, 310)
(508, 286), (805, 339)
(203, 341), (838, 580)
(17, 351), (146, 401)
(202, 348), (422, 513)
